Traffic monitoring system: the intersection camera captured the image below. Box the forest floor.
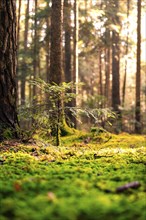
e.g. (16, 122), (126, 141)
(0, 131), (146, 220)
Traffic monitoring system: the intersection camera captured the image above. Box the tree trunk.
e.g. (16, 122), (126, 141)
(72, 0), (79, 128)
(49, 0), (63, 84)
(99, 50), (103, 98)
(111, 0), (122, 132)
(112, 30), (121, 113)
(0, 0), (19, 140)
(64, 0), (72, 83)
(64, 0), (75, 124)
(21, 0), (30, 105)
(122, 0), (130, 107)
(33, 0), (38, 99)
(73, 0), (79, 95)
(45, 0), (51, 83)
(49, 0), (64, 145)
(105, 47), (111, 107)
(111, 0), (121, 114)
(17, 0), (21, 52)
(16, 0), (21, 105)
(135, 0), (141, 133)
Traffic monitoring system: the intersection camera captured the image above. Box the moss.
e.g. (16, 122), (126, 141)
(61, 119), (76, 136)
(0, 133), (145, 220)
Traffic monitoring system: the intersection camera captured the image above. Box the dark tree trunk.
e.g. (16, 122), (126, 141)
(104, 1), (111, 107)
(21, 0), (30, 105)
(33, 0), (38, 99)
(16, 0), (21, 104)
(49, 0), (64, 146)
(112, 30), (121, 113)
(0, 0), (19, 140)
(135, 0), (141, 133)
(45, 0), (51, 83)
(111, 0), (122, 132)
(64, 0), (72, 83)
(72, 0), (79, 128)
(99, 50), (103, 98)
(105, 47), (111, 106)
(49, 0), (63, 84)
(73, 0), (79, 90)
(111, 0), (121, 114)
(64, 0), (75, 125)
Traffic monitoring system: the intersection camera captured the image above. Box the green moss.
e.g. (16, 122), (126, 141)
(0, 133), (145, 220)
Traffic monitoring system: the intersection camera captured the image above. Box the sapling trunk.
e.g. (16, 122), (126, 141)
(56, 98), (61, 146)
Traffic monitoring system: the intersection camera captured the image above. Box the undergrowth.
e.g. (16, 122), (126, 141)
(0, 132), (146, 220)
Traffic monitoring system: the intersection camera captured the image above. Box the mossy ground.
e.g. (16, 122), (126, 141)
(0, 132), (146, 220)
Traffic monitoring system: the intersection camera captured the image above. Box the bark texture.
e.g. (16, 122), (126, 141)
(0, 0), (19, 140)
(49, 0), (63, 84)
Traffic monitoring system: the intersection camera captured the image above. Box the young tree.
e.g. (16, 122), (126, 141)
(0, 0), (19, 140)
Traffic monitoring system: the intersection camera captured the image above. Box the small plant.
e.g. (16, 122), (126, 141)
(30, 79), (77, 145)
(19, 79), (116, 146)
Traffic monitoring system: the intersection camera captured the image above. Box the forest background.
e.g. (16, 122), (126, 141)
(16, 0), (146, 137)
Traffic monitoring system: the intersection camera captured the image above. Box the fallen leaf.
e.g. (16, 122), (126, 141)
(14, 182), (21, 191)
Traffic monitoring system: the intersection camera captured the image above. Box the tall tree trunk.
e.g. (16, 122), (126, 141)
(73, 0), (79, 95)
(17, 0), (21, 52)
(112, 30), (121, 112)
(0, 0), (19, 140)
(16, 0), (22, 105)
(64, 0), (74, 124)
(104, 0), (111, 107)
(105, 47), (111, 106)
(122, 0), (130, 107)
(49, 0), (63, 84)
(99, 50), (103, 98)
(72, 0), (79, 127)
(21, 0), (30, 105)
(135, 0), (141, 133)
(64, 0), (72, 83)
(111, 1), (121, 114)
(111, 0), (122, 132)
(50, 0), (64, 145)
(33, 0), (38, 99)
(45, 0), (51, 83)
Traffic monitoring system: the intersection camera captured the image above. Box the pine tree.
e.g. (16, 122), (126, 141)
(0, 0), (19, 140)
